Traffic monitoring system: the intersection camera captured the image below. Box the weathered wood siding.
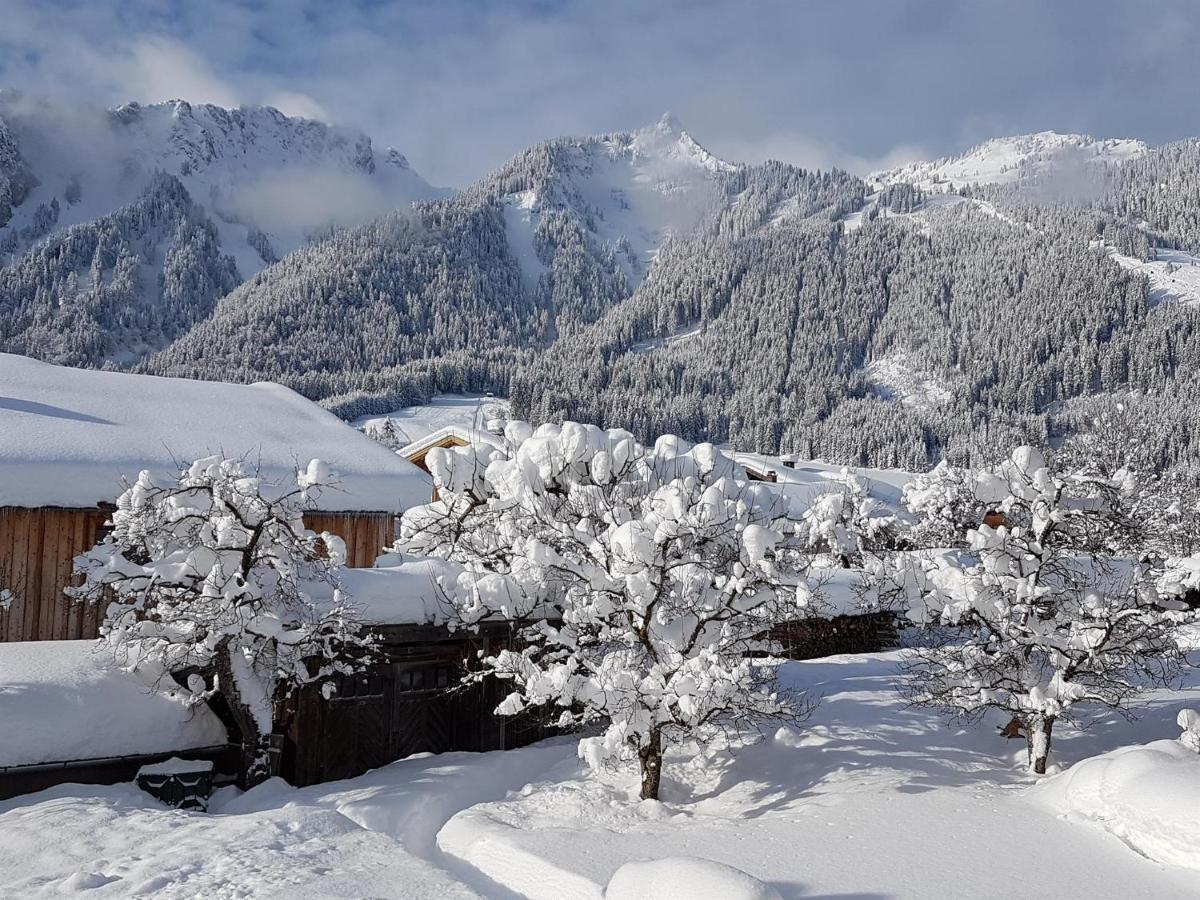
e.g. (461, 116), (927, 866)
(767, 611), (901, 660)
(0, 507), (395, 642)
(281, 623), (554, 787)
(305, 510), (394, 568)
(0, 507), (108, 642)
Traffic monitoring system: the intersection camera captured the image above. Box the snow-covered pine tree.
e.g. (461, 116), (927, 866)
(70, 455), (375, 785)
(396, 421), (813, 800)
(898, 446), (1188, 774)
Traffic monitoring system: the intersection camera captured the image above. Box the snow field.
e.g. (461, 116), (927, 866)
(434, 652), (1200, 900)
(2, 652), (1200, 898)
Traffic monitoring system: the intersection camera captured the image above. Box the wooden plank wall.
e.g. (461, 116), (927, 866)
(305, 511), (395, 568)
(0, 508), (395, 642)
(0, 507), (108, 642)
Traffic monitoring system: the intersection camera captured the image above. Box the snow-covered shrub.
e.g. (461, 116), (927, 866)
(801, 469), (898, 565)
(900, 446), (1188, 774)
(396, 421), (812, 800)
(71, 455), (375, 785)
(901, 459), (990, 548)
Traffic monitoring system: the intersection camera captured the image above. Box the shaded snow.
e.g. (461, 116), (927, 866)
(1030, 737), (1200, 871)
(4, 652), (1200, 897)
(437, 652), (1200, 900)
(0, 353), (429, 511)
(0, 640), (227, 767)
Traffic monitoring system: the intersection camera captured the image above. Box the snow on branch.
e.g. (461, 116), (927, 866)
(70, 454), (375, 785)
(395, 420), (820, 800)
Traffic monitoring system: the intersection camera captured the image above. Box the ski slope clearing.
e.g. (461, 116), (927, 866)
(3, 651), (1199, 898)
(866, 352), (954, 409)
(1091, 242), (1200, 306)
(351, 394), (512, 447)
(629, 322), (704, 353)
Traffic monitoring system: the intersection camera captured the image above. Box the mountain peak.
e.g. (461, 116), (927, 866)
(631, 113), (736, 176)
(652, 111), (685, 136)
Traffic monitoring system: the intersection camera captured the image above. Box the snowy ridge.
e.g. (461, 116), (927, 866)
(874, 131), (1146, 190)
(0, 93), (445, 276)
(492, 113), (737, 286)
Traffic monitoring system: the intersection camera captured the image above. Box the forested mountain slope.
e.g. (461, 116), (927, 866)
(7, 102), (1200, 471)
(0, 93), (442, 366)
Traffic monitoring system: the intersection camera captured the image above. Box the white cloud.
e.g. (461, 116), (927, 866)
(123, 37), (241, 108)
(1, 0), (1199, 187)
(265, 91), (329, 122)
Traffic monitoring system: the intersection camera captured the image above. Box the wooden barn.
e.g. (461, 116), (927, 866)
(0, 562), (551, 800)
(262, 561), (552, 786)
(0, 353), (430, 642)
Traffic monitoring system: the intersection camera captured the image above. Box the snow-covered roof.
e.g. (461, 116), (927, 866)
(0, 640), (229, 768)
(398, 425), (507, 464)
(329, 560), (455, 626)
(728, 452), (914, 519)
(0, 353), (429, 512)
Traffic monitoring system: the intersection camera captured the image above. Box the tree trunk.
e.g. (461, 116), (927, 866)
(215, 641), (273, 789)
(1026, 714), (1055, 775)
(638, 727), (664, 800)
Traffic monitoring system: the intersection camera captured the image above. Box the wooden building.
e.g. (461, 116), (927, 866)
(0, 353), (430, 642)
(0, 562), (551, 799)
(398, 425), (507, 501)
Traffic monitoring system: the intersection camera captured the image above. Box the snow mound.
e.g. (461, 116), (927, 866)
(0, 640), (227, 767)
(605, 857), (782, 900)
(1029, 738), (1200, 871)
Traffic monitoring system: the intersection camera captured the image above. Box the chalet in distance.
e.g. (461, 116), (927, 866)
(0, 353), (431, 642)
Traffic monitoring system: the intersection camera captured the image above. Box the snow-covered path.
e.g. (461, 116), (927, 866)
(1, 653), (1198, 898)
(0, 742), (574, 898)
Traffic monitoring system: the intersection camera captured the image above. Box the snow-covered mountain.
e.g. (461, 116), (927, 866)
(873, 131), (1147, 190)
(0, 92), (445, 274)
(10, 103), (1200, 473)
(483, 112), (739, 289)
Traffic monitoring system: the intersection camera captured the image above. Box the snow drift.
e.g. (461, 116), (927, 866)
(1030, 734), (1200, 871)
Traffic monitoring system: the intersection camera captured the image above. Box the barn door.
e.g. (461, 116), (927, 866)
(389, 663), (461, 758)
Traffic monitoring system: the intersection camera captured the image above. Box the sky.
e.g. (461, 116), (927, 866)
(2, 0), (1199, 188)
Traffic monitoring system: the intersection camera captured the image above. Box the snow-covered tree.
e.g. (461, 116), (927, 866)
(801, 469), (899, 565)
(71, 455), (374, 785)
(396, 421), (812, 800)
(899, 446), (1187, 774)
(901, 459), (994, 548)
(362, 418), (405, 452)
